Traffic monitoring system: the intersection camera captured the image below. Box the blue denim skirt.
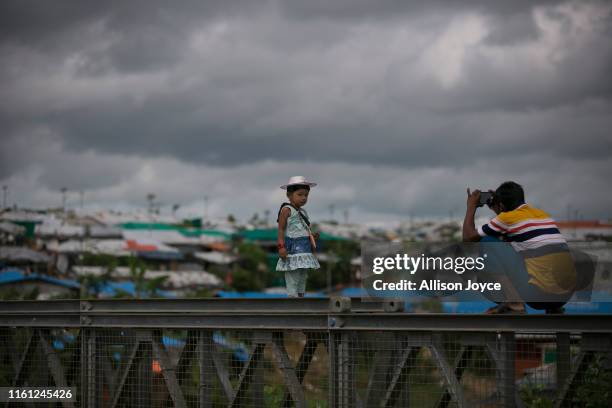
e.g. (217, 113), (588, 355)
(285, 236), (312, 254)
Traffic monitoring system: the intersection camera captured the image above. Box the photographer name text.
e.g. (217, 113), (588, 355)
(372, 279), (501, 292)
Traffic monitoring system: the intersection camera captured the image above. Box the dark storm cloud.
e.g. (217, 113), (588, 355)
(277, 0), (560, 21)
(483, 11), (541, 46)
(0, 0), (611, 218)
(0, 0), (261, 74)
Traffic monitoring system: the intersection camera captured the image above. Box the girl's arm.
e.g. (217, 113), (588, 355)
(277, 207), (290, 259)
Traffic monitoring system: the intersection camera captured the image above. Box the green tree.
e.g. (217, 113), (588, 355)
(125, 256), (168, 299)
(232, 242), (268, 291)
(573, 355), (612, 408)
(326, 240), (359, 288)
(78, 256), (117, 299)
(0, 287), (39, 300)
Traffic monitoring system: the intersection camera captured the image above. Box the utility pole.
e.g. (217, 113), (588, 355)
(329, 203), (335, 222)
(146, 193), (156, 216)
(146, 193), (156, 237)
(264, 209), (270, 227)
(2, 185), (7, 209)
(61, 187), (68, 212)
(203, 195), (209, 225)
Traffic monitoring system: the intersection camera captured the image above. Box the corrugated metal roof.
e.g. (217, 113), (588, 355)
(239, 228), (346, 242)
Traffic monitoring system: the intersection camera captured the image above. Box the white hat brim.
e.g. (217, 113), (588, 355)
(280, 181), (317, 189)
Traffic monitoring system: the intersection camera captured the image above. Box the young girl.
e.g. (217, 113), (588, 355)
(276, 176), (320, 297)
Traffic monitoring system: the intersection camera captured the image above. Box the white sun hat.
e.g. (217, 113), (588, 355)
(280, 175), (317, 189)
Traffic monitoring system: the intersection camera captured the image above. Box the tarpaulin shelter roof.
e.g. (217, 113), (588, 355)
(121, 223), (231, 236)
(0, 246), (50, 264)
(0, 211), (46, 223)
(51, 238), (182, 259)
(0, 268), (80, 290)
(73, 266), (222, 288)
(122, 229), (199, 245)
(0, 222), (26, 235)
(52, 239), (130, 256)
(120, 223), (231, 245)
(193, 251), (236, 265)
(96, 281), (175, 298)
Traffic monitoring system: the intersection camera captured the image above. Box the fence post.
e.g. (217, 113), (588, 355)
(330, 331), (356, 407)
(133, 332), (152, 407)
(251, 332), (265, 407)
(328, 331), (336, 408)
(556, 332), (570, 399)
(498, 332), (516, 408)
(80, 327), (99, 408)
(198, 330), (214, 408)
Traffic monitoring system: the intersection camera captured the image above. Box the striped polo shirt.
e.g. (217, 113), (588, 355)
(478, 203), (576, 294)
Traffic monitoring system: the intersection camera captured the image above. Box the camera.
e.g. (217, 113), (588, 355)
(478, 191), (494, 207)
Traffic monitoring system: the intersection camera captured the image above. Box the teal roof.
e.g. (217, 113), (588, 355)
(239, 228), (346, 242)
(182, 229), (231, 239)
(119, 223), (231, 240)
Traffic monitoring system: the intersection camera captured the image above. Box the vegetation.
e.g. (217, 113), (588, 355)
(308, 239), (358, 291)
(113, 256), (168, 299)
(572, 354), (612, 408)
(0, 287), (40, 300)
(78, 255), (117, 299)
(231, 241), (269, 291)
(519, 384), (553, 408)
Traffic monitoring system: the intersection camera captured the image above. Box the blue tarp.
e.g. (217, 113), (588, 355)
(0, 268), (80, 289)
(97, 281), (175, 298)
(215, 290), (325, 298)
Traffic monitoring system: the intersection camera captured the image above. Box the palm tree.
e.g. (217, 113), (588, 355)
(126, 256), (168, 299)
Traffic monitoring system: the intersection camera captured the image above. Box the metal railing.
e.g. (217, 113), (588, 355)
(1, 298), (611, 407)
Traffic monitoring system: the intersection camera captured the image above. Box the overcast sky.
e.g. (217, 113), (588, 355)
(1, 0), (611, 223)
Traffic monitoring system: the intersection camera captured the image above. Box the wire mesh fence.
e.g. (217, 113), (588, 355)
(1, 304), (612, 407)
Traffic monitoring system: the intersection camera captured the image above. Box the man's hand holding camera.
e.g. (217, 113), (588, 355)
(466, 188), (481, 210)
(467, 188), (496, 210)
(463, 188), (495, 242)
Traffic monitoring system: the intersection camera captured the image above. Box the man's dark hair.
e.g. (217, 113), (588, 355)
(495, 181), (525, 211)
(287, 184), (310, 194)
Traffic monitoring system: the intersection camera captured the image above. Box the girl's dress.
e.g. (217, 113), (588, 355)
(276, 206), (320, 271)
